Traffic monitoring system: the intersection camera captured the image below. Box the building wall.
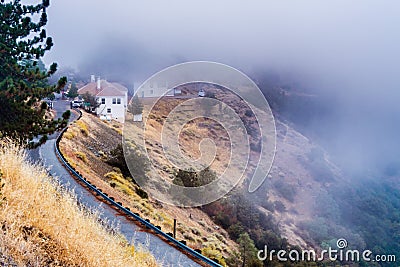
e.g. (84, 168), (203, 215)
(96, 95), (126, 123)
(134, 82), (174, 98)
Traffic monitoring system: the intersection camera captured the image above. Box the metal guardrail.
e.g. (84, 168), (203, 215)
(54, 108), (223, 267)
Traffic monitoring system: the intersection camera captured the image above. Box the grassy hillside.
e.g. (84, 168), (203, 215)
(58, 83), (381, 266)
(59, 111), (237, 265)
(0, 141), (157, 267)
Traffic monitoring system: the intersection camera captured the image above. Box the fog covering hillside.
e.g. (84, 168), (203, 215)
(253, 74), (400, 263)
(43, 1), (400, 265)
(51, 52), (400, 266)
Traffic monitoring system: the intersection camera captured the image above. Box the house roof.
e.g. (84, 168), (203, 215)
(78, 80), (127, 97)
(96, 86), (126, 97)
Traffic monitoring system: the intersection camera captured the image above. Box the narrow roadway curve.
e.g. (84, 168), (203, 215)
(29, 100), (202, 267)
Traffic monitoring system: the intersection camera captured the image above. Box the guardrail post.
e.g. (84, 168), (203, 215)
(173, 218), (177, 238)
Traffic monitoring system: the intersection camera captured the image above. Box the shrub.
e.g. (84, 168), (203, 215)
(112, 167), (122, 174)
(63, 131), (74, 140)
(104, 171), (124, 182)
(173, 167), (216, 187)
(183, 233), (195, 242)
(274, 200), (286, 212)
(111, 142), (149, 184)
(274, 179), (296, 202)
(191, 227), (201, 236)
(62, 110), (71, 120)
(107, 144), (132, 179)
(76, 121), (89, 136)
(74, 151), (87, 163)
(244, 109), (254, 117)
(250, 140), (261, 152)
(201, 246), (226, 266)
(115, 128), (122, 135)
(123, 184), (137, 196)
(135, 187), (148, 199)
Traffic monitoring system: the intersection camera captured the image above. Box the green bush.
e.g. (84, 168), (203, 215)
(173, 167), (216, 187)
(62, 110), (71, 120)
(135, 187), (148, 199)
(274, 179), (296, 202)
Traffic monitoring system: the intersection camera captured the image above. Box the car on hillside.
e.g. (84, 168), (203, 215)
(198, 89), (205, 97)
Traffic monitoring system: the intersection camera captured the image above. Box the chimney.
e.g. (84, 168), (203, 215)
(90, 74), (95, 83)
(97, 77), (101, 90)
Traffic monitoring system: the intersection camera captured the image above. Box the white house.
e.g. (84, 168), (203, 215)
(134, 81), (181, 98)
(78, 78), (128, 123)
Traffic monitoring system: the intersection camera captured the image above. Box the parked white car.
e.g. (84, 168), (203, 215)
(198, 89), (205, 97)
(71, 100), (82, 108)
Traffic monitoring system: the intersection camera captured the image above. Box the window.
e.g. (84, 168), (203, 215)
(101, 98), (105, 104)
(112, 98), (121, 104)
(107, 108), (111, 113)
(150, 89), (154, 95)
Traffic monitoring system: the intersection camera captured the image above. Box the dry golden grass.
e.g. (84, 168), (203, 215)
(0, 141), (157, 267)
(76, 120), (89, 136)
(63, 131), (75, 140)
(75, 151), (88, 163)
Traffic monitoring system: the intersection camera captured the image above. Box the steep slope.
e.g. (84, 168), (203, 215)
(128, 83), (352, 252)
(254, 119), (341, 248)
(59, 110), (238, 265)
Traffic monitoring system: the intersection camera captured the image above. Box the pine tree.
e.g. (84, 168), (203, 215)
(0, 0), (67, 145)
(67, 82), (78, 98)
(128, 95), (143, 115)
(238, 233), (263, 267)
(82, 92), (99, 109)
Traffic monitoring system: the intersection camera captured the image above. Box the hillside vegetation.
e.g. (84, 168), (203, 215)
(0, 140), (157, 267)
(59, 82), (395, 266)
(59, 111), (237, 265)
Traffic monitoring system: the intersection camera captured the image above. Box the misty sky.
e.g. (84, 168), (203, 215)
(44, 1), (400, 82)
(42, 0), (400, 173)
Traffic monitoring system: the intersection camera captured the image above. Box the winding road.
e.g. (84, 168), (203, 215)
(29, 100), (203, 267)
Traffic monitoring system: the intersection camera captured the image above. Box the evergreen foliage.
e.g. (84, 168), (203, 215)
(128, 95), (143, 115)
(0, 0), (67, 144)
(67, 83), (78, 98)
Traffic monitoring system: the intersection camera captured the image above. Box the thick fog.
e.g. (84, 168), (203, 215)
(43, 0), (400, 174)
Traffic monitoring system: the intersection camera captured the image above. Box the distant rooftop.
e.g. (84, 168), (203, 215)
(78, 80), (127, 97)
